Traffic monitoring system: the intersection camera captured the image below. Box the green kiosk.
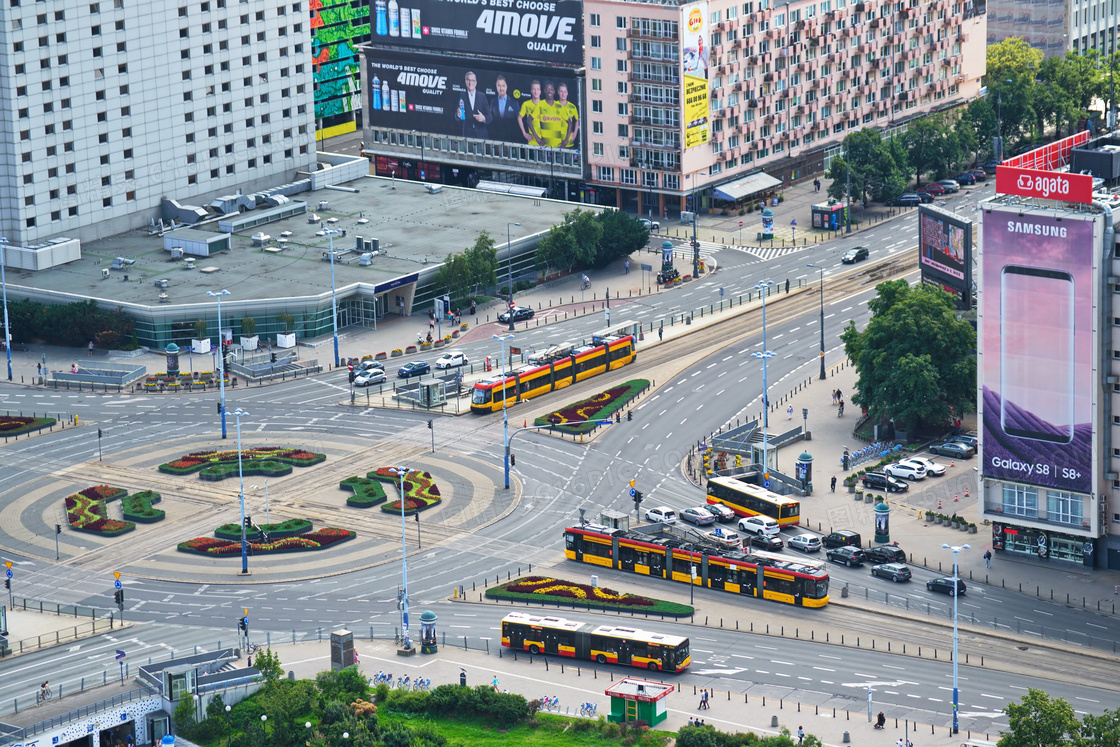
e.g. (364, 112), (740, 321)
(605, 678), (674, 726)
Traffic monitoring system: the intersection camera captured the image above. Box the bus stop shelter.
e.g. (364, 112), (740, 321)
(604, 678), (674, 726)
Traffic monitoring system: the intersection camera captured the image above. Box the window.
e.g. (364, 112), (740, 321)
(616, 15), (625, 28)
(617, 102), (628, 116)
(617, 124), (628, 137)
(1002, 484), (1038, 518)
(598, 165), (614, 181)
(590, 57), (601, 70)
(592, 100), (603, 113)
(591, 78), (602, 91)
(593, 142), (604, 156)
(617, 37), (627, 51)
(1046, 491), (1083, 525)
(590, 13), (600, 25)
(616, 59), (627, 72)
(591, 35), (600, 48)
(592, 121), (603, 134)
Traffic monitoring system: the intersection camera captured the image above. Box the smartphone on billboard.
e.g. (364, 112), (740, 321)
(1000, 265), (1075, 444)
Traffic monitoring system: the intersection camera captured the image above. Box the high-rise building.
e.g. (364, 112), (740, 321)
(987, 0), (1118, 59)
(0, 0), (317, 246)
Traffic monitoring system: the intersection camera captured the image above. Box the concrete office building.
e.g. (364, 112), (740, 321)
(0, 0), (318, 247)
(584, 0), (988, 216)
(987, 0), (1120, 58)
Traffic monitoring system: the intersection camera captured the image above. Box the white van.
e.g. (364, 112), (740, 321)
(738, 515), (780, 537)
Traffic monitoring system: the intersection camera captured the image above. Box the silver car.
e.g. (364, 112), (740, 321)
(788, 534), (822, 553)
(680, 507), (716, 526)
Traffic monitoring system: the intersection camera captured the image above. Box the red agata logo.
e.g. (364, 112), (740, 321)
(996, 165), (1093, 204)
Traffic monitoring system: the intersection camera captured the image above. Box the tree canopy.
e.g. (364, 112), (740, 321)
(534, 208), (648, 276)
(999, 687), (1120, 747)
(840, 280), (976, 430)
(432, 231), (499, 303)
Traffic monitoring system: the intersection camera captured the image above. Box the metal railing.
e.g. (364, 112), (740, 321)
(0, 616), (117, 659)
(0, 687), (159, 746)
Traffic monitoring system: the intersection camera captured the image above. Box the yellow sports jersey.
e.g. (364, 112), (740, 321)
(519, 99), (543, 144)
(537, 101), (568, 148)
(553, 101), (578, 146)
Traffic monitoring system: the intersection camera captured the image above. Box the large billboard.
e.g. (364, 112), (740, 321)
(370, 0), (583, 65)
(681, 2), (709, 149)
(918, 206), (973, 309)
(364, 51), (580, 149)
(981, 207), (1097, 494)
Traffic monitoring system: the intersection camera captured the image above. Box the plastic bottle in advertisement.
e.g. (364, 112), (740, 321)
(457, 98), (465, 120)
(390, 89), (399, 112)
(411, 8), (421, 37)
(387, 0), (400, 36)
(382, 81), (391, 111)
(372, 73), (381, 109)
(374, 0), (387, 35)
(399, 7), (411, 38)
(398, 90), (407, 112)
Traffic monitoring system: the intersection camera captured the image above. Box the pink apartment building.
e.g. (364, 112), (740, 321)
(583, 0), (988, 216)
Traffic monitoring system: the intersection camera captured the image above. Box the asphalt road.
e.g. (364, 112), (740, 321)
(3, 184), (1116, 732)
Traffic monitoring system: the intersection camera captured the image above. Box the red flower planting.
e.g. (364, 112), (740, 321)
(0, 416), (35, 432)
(65, 485), (134, 536)
(161, 446), (326, 476)
(177, 527), (354, 555)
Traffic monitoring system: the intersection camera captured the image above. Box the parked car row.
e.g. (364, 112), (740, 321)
(347, 351), (469, 385)
(860, 435), (976, 494)
(893, 167), (992, 206)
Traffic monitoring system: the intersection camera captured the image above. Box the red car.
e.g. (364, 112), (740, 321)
(968, 169), (988, 181)
(920, 183), (946, 195)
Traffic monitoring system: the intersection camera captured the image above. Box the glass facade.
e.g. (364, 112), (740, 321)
(991, 522), (1093, 566)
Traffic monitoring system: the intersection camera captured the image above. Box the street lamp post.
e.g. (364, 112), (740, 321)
(225, 705), (232, 747)
(943, 542), (970, 734)
(324, 226), (342, 368)
(807, 263), (826, 380)
(506, 223), (521, 331)
(0, 237), (11, 381)
(206, 289), (231, 439)
(493, 333), (514, 487)
(234, 408), (251, 575)
(752, 281), (775, 470)
(389, 466), (414, 650)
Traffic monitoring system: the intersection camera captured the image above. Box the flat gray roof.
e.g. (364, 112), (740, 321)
(8, 175), (576, 307)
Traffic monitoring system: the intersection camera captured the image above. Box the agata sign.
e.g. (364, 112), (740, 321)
(995, 165), (1093, 204)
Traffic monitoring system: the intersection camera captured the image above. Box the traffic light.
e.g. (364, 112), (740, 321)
(627, 411), (633, 422)
(427, 419), (433, 430)
(114, 589), (124, 609)
(243, 515), (252, 528)
(97, 428), (103, 439)
(217, 402), (223, 415)
(270, 352), (277, 363)
(4, 578), (9, 590)
(55, 524), (61, 535)
(510, 453), (516, 466)
(239, 616), (249, 633)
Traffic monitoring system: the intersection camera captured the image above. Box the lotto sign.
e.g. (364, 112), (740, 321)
(995, 165), (1093, 204)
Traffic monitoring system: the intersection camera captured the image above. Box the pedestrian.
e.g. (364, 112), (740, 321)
(88, 340), (94, 356)
(625, 259), (630, 274)
(658, 324), (664, 341)
(492, 675), (499, 691)
(37, 362), (42, 376)
(836, 388), (842, 402)
(830, 475), (836, 492)
(429, 318), (435, 331)
(698, 689), (705, 709)
(896, 739), (904, 747)
(703, 689), (710, 709)
(687, 718), (694, 727)
(797, 725), (805, 744)
(247, 655), (252, 668)
(785, 278), (790, 293)
(700, 719), (705, 726)
(787, 404), (794, 420)
(470, 300), (476, 315)
(984, 550), (992, 568)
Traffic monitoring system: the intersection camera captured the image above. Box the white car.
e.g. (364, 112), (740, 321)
(435, 351), (468, 369)
(788, 533), (823, 553)
(644, 506), (677, 524)
(737, 515), (780, 537)
(639, 218), (661, 231)
(883, 461), (926, 481)
(353, 369), (386, 387)
(899, 456), (946, 476)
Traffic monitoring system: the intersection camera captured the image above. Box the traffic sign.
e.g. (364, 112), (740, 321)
(114, 579), (122, 590)
(115, 650), (126, 660)
(5, 569), (11, 579)
(640, 263), (653, 272)
(763, 480), (771, 489)
(629, 488), (636, 497)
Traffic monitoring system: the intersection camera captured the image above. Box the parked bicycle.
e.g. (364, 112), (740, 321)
(412, 677), (431, 692)
(538, 695), (560, 713)
(245, 642), (261, 655)
(579, 701), (598, 718)
(396, 675), (411, 690)
(372, 671), (393, 685)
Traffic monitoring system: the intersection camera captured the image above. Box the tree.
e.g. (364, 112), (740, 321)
(1078, 708), (1120, 747)
(595, 209), (649, 266)
(987, 38), (1044, 150)
(840, 281), (976, 430)
(534, 223), (580, 277)
(315, 665), (369, 707)
(1000, 688), (1079, 746)
(903, 116), (955, 185)
(563, 208), (603, 268)
(254, 647), (284, 687)
(464, 231), (498, 294)
(173, 692), (198, 736)
(965, 97), (997, 160)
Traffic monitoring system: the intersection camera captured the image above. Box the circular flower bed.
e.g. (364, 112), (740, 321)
(177, 527), (356, 555)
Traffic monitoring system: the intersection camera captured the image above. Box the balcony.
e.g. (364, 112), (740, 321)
(896, 91), (909, 101)
(855, 2), (867, 10)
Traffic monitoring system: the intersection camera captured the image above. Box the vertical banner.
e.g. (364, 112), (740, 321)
(681, 3), (709, 149)
(981, 208), (1097, 494)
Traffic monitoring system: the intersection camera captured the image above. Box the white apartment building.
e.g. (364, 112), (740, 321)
(987, 0), (1120, 59)
(0, 0), (317, 246)
(584, 0), (987, 216)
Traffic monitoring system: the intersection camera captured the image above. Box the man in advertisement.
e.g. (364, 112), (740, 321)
(489, 75), (520, 142)
(457, 71), (491, 139)
(981, 209), (1095, 496)
(555, 81), (579, 148)
(518, 80), (544, 146)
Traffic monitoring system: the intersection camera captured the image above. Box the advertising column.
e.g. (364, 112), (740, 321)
(980, 207), (1098, 496)
(681, 2), (709, 150)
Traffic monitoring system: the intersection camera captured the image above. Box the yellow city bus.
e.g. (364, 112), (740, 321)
(706, 475), (801, 527)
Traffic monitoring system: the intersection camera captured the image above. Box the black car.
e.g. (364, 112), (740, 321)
(748, 534), (784, 551)
(954, 172), (977, 185)
(822, 530), (862, 548)
(498, 306), (535, 324)
(892, 194), (922, 207)
(908, 191), (934, 203)
(861, 471), (909, 493)
(841, 246), (870, 263)
(826, 545), (866, 567)
(927, 576), (966, 596)
(871, 563), (912, 582)
(864, 545), (907, 564)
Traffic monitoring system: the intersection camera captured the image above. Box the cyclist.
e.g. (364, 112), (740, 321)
(581, 274), (590, 289)
(39, 681), (50, 703)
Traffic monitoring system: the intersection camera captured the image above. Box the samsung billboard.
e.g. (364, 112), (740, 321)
(918, 205), (973, 309)
(981, 207), (1098, 494)
(370, 0), (583, 66)
(364, 51), (580, 149)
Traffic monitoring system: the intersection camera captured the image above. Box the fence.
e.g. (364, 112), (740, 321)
(49, 361), (146, 387)
(0, 615), (118, 659)
(0, 687), (159, 745)
(0, 412), (72, 442)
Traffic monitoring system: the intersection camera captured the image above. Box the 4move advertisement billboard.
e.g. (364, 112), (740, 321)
(370, 0), (583, 66)
(981, 207), (1099, 494)
(364, 51), (580, 149)
(681, 2), (709, 149)
(918, 205), (973, 309)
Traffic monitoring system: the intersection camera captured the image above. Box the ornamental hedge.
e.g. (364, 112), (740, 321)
(177, 527), (355, 555)
(371, 468), (442, 515)
(215, 518), (312, 541)
(340, 476), (388, 508)
(534, 379), (649, 434)
(158, 447), (326, 481)
(65, 485), (135, 536)
(486, 575), (694, 617)
(120, 490), (165, 523)
(0, 415), (57, 438)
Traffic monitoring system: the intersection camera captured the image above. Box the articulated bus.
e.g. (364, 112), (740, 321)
(470, 333), (637, 414)
(564, 523), (829, 608)
(501, 611), (690, 672)
(706, 475), (801, 528)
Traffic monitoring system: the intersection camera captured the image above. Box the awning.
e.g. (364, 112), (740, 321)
(713, 172), (782, 201)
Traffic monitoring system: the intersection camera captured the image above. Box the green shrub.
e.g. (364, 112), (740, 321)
(340, 476), (387, 508)
(121, 490), (164, 523)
